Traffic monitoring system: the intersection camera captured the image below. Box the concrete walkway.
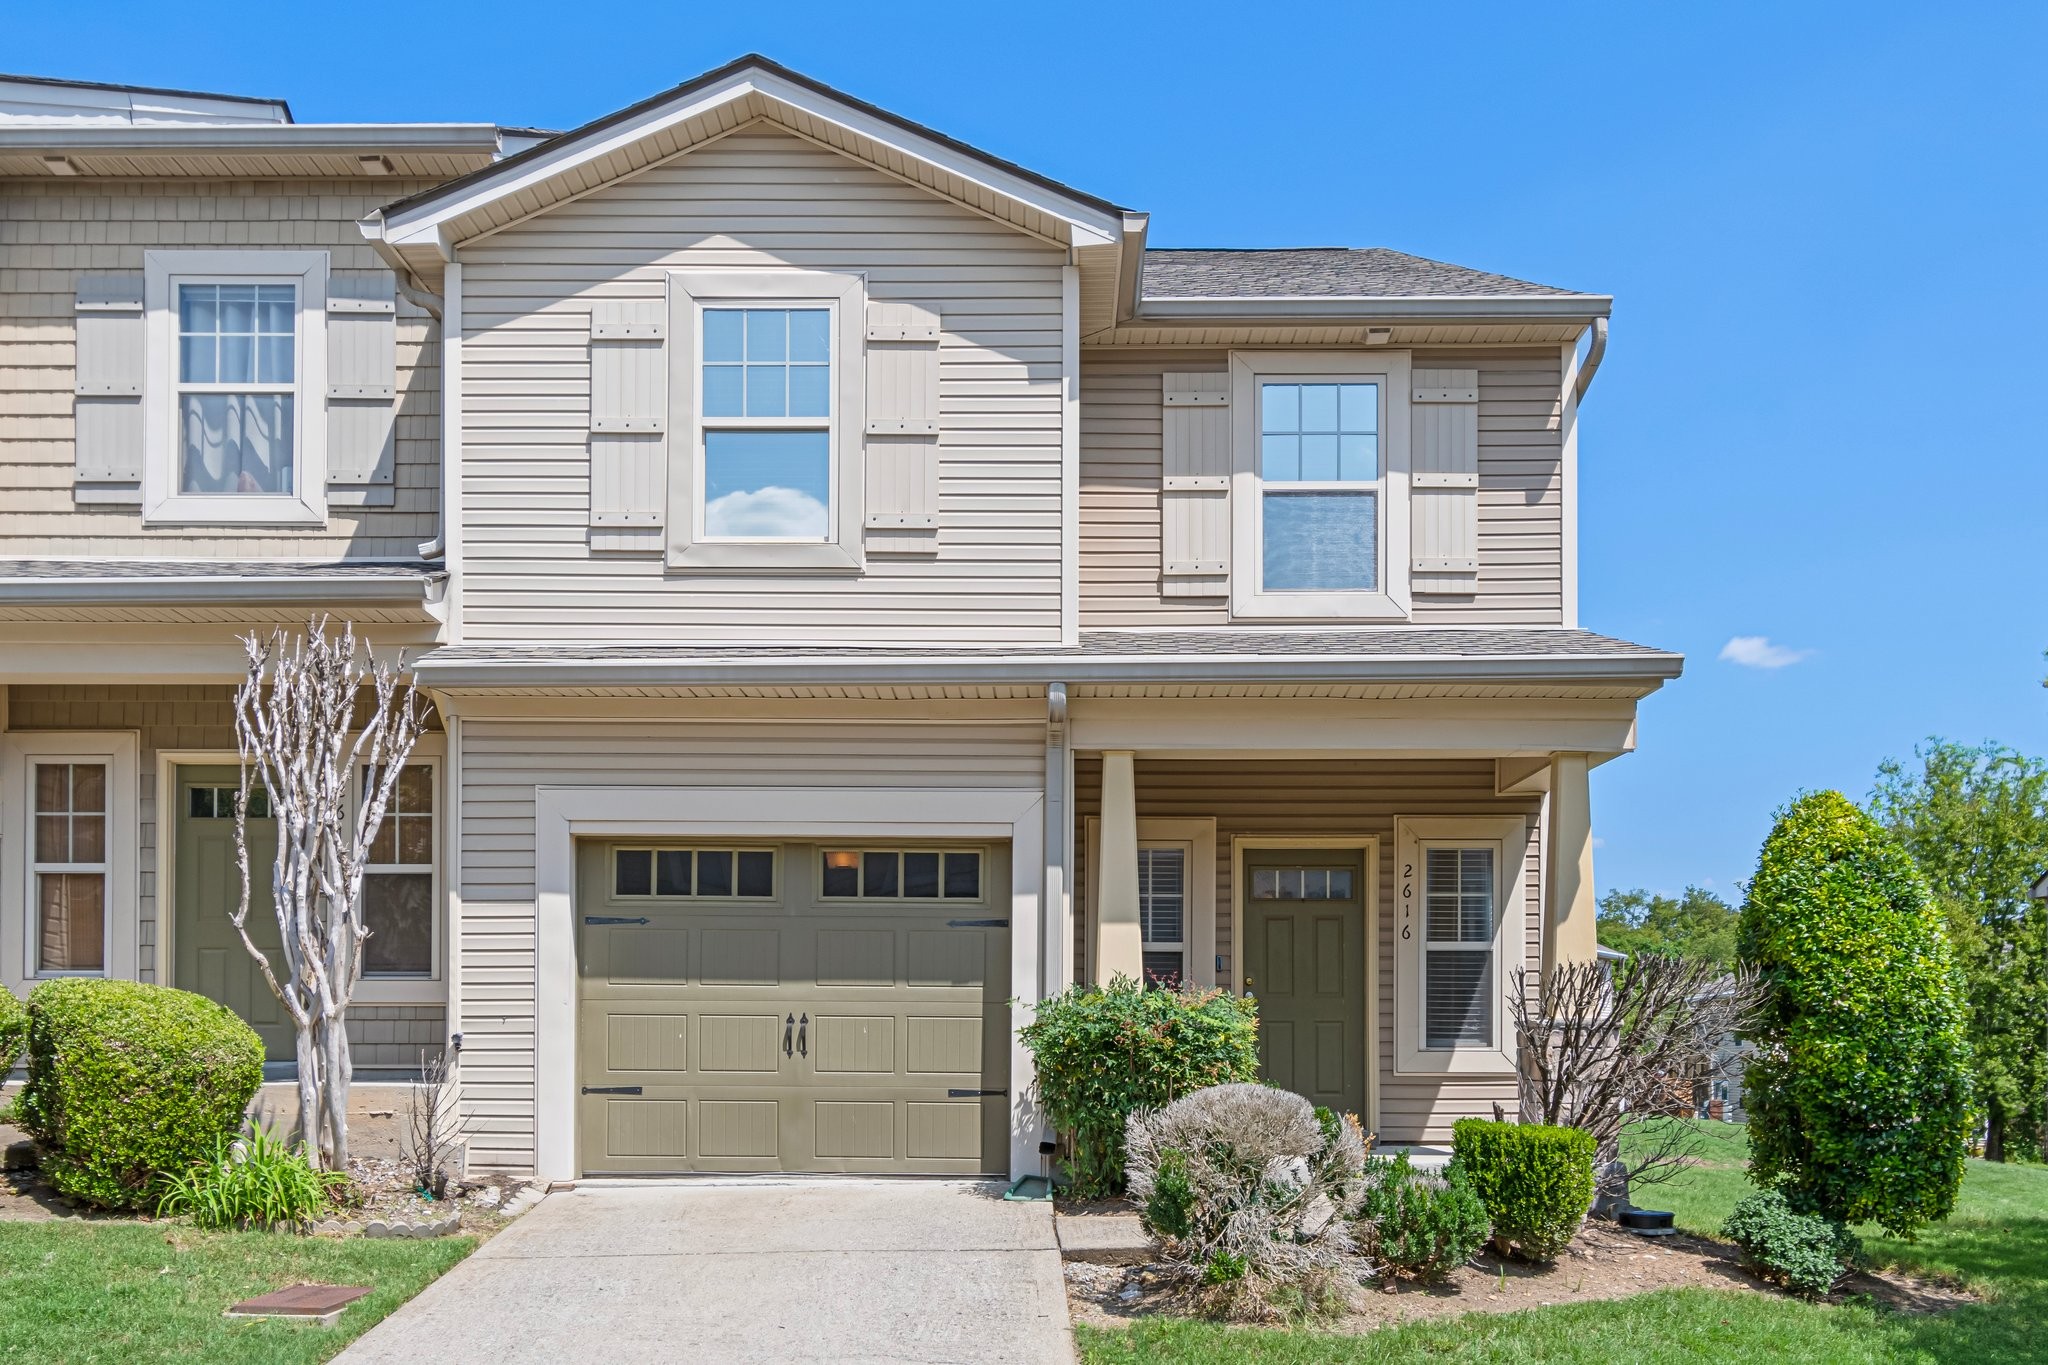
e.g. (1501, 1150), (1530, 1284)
(336, 1180), (1074, 1365)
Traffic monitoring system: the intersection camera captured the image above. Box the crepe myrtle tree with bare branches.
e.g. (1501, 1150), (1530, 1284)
(1511, 956), (1765, 1210)
(230, 617), (427, 1171)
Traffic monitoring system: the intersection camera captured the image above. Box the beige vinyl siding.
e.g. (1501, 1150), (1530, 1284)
(454, 714), (1046, 1170)
(1072, 755), (1541, 1144)
(0, 684), (443, 1061)
(0, 178), (441, 559)
(456, 127), (1069, 644)
(1079, 349), (1564, 627)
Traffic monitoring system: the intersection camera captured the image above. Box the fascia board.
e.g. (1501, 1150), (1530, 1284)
(412, 651), (1684, 690)
(1134, 295), (1613, 322)
(0, 575), (441, 608)
(379, 71), (1123, 249)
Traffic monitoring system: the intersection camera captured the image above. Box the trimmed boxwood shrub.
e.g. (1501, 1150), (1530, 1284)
(1450, 1118), (1596, 1260)
(1355, 1151), (1490, 1281)
(16, 979), (263, 1210)
(0, 982), (24, 1077)
(1020, 977), (1259, 1196)
(1739, 791), (1972, 1237)
(1723, 1190), (1863, 1298)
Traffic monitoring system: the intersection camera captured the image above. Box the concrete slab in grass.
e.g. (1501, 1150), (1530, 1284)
(1055, 1209), (1152, 1265)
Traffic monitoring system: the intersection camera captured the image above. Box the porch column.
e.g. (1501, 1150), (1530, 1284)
(1545, 752), (1599, 970)
(1093, 749), (1143, 983)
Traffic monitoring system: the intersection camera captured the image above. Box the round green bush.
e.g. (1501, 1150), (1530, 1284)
(1356, 1152), (1490, 1281)
(1020, 977), (1259, 1196)
(1722, 1190), (1862, 1298)
(16, 979), (264, 1210)
(1739, 791), (1971, 1237)
(1450, 1118), (1596, 1260)
(0, 982), (25, 1078)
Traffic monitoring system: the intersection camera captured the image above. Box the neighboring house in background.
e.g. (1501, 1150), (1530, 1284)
(0, 56), (1681, 1181)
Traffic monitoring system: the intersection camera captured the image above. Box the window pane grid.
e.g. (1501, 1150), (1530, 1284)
(1137, 846), (1187, 990)
(176, 282), (296, 498)
(820, 849), (982, 900)
(1249, 866), (1356, 901)
(363, 764), (435, 977)
(33, 762), (108, 974)
(701, 306), (832, 542)
(613, 848), (775, 899)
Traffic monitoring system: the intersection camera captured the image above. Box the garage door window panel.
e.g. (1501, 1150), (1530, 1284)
(614, 847), (775, 899)
(820, 848), (983, 900)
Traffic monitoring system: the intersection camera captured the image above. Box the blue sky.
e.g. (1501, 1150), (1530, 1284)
(16, 1), (2044, 898)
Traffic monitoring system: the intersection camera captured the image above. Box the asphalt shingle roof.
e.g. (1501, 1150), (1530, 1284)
(1140, 248), (1590, 300)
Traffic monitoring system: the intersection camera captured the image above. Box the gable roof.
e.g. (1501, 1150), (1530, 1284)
(1142, 248), (1589, 301)
(366, 54), (1132, 286)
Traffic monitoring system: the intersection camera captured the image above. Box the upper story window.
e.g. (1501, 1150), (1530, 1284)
(1228, 351), (1412, 622)
(141, 250), (328, 526)
(669, 270), (866, 571)
(1259, 382), (1380, 591)
(701, 307), (832, 541)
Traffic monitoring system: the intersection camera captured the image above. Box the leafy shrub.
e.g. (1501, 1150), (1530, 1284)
(1020, 978), (1258, 1195)
(1739, 791), (1972, 1237)
(1450, 1118), (1596, 1260)
(0, 983), (24, 1076)
(1722, 1190), (1863, 1298)
(156, 1125), (348, 1231)
(1355, 1152), (1490, 1281)
(1124, 1083), (1367, 1320)
(15, 979), (264, 1209)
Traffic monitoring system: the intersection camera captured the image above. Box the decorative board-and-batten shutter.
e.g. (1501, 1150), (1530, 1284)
(73, 274), (145, 503)
(587, 301), (668, 553)
(1410, 369), (1480, 594)
(1160, 372), (1230, 597)
(326, 273), (398, 506)
(863, 301), (941, 554)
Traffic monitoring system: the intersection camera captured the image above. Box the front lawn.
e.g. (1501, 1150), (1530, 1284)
(1074, 1122), (2048, 1363)
(0, 1221), (473, 1364)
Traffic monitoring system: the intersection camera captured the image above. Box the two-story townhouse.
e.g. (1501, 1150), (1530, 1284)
(0, 56), (1681, 1184)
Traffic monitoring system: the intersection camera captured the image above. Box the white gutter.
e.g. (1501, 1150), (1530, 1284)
(1133, 295), (1612, 322)
(0, 571), (444, 608)
(0, 124), (507, 153)
(1573, 316), (1609, 402)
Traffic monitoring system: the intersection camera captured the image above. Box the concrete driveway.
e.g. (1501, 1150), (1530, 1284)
(336, 1180), (1074, 1365)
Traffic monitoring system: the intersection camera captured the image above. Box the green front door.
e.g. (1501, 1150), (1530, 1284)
(1243, 850), (1367, 1123)
(174, 765), (289, 1065)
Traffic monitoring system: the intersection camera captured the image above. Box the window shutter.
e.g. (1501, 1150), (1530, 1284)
(326, 272), (397, 506)
(587, 300), (668, 553)
(73, 274), (144, 503)
(1410, 368), (1480, 594)
(1160, 372), (1229, 598)
(863, 301), (940, 553)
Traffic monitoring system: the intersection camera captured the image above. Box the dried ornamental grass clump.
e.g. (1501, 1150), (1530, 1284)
(1124, 1083), (1367, 1319)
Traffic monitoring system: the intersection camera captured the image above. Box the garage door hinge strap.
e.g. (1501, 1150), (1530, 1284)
(584, 915), (650, 925)
(581, 1086), (643, 1095)
(946, 918), (1008, 928)
(948, 1088), (1007, 1098)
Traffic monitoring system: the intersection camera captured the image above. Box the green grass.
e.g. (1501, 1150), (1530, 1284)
(0, 1220), (474, 1364)
(1076, 1121), (2048, 1363)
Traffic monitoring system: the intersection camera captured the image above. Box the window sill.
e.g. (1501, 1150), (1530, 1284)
(351, 978), (446, 1006)
(666, 541), (864, 574)
(142, 494), (327, 528)
(1392, 1047), (1517, 1076)
(1229, 588), (1411, 623)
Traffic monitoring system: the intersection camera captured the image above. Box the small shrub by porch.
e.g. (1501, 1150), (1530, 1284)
(1451, 1118), (1596, 1260)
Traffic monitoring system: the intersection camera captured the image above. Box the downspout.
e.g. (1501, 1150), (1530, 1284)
(361, 210), (451, 561)
(1572, 316), (1608, 403)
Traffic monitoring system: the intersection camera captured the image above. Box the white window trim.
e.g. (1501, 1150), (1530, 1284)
(1085, 816), (1218, 989)
(666, 269), (866, 572)
(1228, 349), (1412, 621)
(1, 732), (138, 992)
(356, 757), (441, 986)
(141, 249), (329, 526)
(1393, 816), (1528, 1075)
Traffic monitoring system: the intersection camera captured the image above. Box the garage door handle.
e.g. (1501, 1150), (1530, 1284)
(585, 915), (649, 926)
(947, 918), (1008, 928)
(797, 1013), (808, 1059)
(582, 1086), (642, 1095)
(949, 1089), (1006, 1098)
(783, 1013), (795, 1058)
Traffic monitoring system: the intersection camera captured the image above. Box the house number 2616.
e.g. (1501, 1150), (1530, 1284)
(1399, 863), (1414, 940)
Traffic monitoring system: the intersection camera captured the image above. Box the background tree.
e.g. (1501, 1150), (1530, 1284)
(231, 618), (426, 1171)
(1597, 886), (1740, 967)
(1869, 739), (2048, 1161)
(1739, 790), (1972, 1237)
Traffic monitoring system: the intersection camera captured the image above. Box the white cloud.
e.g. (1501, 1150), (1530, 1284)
(704, 485), (828, 539)
(1718, 635), (1813, 669)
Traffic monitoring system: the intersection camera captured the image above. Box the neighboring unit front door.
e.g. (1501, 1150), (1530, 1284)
(575, 839), (1011, 1175)
(1242, 849), (1367, 1123)
(173, 765), (292, 1065)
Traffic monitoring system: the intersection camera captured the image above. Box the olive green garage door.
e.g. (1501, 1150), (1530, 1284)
(576, 840), (1010, 1175)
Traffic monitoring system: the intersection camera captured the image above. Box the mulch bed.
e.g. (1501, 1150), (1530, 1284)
(1063, 1215), (1977, 1332)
